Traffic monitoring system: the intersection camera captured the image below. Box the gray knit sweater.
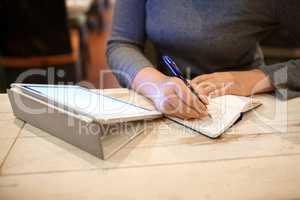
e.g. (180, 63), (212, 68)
(107, 0), (300, 99)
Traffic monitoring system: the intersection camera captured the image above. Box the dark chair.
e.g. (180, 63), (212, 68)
(0, 0), (82, 92)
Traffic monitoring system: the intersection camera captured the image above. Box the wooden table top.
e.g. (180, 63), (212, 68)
(0, 88), (300, 200)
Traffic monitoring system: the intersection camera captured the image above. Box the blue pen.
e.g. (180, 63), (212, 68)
(162, 55), (211, 117)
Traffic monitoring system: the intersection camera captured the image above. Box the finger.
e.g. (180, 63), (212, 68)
(175, 81), (208, 114)
(209, 89), (221, 97)
(183, 103), (209, 119)
(222, 82), (235, 95)
(198, 80), (233, 96)
(192, 81), (218, 97)
(168, 97), (204, 119)
(208, 82), (234, 97)
(168, 110), (192, 120)
(197, 93), (209, 105)
(159, 95), (196, 119)
(188, 87), (209, 105)
(159, 100), (177, 115)
(199, 83), (218, 97)
(166, 96), (182, 115)
(158, 80), (205, 119)
(203, 85), (216, 95)
(164, 100), (195, 119)
(167, 78), (205, 113)
(182, 102), (205, 119)
(164, 96), (209, 119)
(191, 73), (215, 85)
(191, 83), (207, 97)
(159, 94), (179, 115)
(217, 82), (233, 96)
(190, 85), (209, 105)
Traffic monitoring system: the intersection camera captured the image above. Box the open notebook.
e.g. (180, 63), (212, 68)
(168, 95), (262, 138)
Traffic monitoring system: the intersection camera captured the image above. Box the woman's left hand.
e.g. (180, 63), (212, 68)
(191, 69), (275, 97)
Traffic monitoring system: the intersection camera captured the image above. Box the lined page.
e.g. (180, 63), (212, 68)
(169, 95), (253, 138)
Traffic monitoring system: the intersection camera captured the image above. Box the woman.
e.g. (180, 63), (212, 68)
(107, 0), (300, 119)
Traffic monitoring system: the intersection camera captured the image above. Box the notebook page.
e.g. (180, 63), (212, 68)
(168, 95), (252, 138)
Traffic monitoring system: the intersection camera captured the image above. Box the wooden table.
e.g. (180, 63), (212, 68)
(0, 89), (300, 200)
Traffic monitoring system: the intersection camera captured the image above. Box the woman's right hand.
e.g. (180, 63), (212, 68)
(132, 67), (209, 119)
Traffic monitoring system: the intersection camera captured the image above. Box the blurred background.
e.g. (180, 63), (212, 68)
(0, 0), (299, 93)
(0, 0), (119, 92)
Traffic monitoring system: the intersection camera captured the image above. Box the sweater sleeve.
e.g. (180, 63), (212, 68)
(260, 0), (300, 99)
(106, 0), (153, 88)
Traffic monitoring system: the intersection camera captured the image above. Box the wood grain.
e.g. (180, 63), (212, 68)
(0, 89), (299, 200)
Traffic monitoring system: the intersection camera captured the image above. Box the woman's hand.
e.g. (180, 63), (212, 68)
(191, 69), (275, 97)
(132, 67), (209, 119)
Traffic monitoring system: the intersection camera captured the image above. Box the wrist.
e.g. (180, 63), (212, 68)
(251, 69), (275, 94)
(132, 67), (168, 99)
